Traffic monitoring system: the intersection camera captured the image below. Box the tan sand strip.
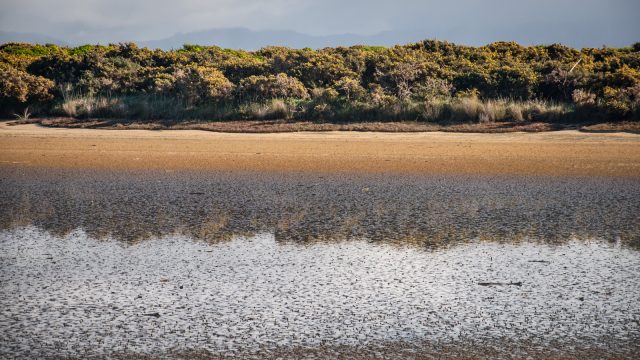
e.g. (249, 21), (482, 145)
(1, 122), (639, 176)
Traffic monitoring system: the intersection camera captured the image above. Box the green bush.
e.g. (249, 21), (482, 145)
(0, 63), (54, 115)
(173, 65), (234, 105)
(238, 73), (308, 101)
(1, 40), (639, 122)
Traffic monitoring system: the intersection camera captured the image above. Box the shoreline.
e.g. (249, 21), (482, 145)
(15, 117), (640, 134)
(1, 122), (640, 176)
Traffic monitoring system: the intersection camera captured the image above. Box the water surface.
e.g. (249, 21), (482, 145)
(1, 168), (638, 247)
(0, 168), (639, 358)
(1, 228), (638, 358)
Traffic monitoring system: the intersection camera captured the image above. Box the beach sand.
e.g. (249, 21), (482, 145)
(1, 122), (639, 176)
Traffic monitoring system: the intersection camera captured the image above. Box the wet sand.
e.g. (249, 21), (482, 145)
(2, 169), (639, 247)
(2, 228), (638, 359)
(2, 123), (640, 358)
(2, 122), (640, 176)
(1, 169), (639, 358)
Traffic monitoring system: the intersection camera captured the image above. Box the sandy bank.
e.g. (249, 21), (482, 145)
(1, 122), (639, 176)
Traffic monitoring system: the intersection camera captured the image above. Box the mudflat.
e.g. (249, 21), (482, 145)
(1, 122), (640, 176)
(2, 169), (640, 358)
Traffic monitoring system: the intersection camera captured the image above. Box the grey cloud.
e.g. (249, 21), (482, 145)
(0, 0), (638, 47)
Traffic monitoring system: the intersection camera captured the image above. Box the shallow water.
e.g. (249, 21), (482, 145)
(1, 168), (639, 247)
(1, 228), (639, 358)
(0, 168), (639, 358)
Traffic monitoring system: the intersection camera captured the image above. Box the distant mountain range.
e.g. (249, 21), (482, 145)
(2, 26), (635, 50)
(139, 28), (429, 50)
(0, 31), (68, 46)
(0, 28), (430, 50)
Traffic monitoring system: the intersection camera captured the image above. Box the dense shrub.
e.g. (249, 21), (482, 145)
(0, 63), (54, 114)
(173, 65), (234, 105)
(1, 40), (639, 122)
(238, 73), (308, 101)
(488, 65), (538, 99)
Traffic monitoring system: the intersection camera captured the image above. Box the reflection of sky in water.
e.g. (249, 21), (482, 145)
(1, 169), (639, 357)
(1, 169), (639, 247)
(1, 228), (638, 358)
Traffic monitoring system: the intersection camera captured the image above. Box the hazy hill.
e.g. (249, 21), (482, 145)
(0, 27), (426, 50)
(0, 31), (68, 46)
(139, 28), (428, 50)
(1, 26), (636, 50)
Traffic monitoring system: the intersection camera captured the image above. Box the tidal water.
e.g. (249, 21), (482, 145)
(0, 168), (639, 358)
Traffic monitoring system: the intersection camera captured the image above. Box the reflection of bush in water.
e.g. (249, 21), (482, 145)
(1, 170), (638, 249)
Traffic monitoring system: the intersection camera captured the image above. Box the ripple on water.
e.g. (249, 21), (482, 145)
(1, 227), (639, 358)
(1, 169), (639, 247)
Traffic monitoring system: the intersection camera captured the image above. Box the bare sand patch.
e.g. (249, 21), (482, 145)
(1, 122), (639, 176)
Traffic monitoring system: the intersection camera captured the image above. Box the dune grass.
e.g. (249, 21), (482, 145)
(52, 91), (578, 125)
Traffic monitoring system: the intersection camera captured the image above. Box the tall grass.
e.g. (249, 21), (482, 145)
(317, 97), (573, 123)
(55, 91), (577, 124)
(240, 99), (296, 120)
(57, 89), (188, 120)
(436, 98), (572, 123)
(59, 94), (120, 118)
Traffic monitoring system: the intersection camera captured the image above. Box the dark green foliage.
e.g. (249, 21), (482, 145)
(1, 40), (639, 122)
(238, 73), (309, 101)
(0, 62), (54, 115)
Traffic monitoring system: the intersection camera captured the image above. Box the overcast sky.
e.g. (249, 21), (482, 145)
(0, 0), (638, 47)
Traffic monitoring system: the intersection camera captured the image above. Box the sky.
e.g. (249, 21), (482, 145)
(0, 0), (638, 47)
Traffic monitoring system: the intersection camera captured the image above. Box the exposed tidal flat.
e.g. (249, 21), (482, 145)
(1, 228), (639, 359)
(0, 168), (639, 358)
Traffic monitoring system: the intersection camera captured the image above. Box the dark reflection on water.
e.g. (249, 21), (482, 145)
(1, 167), (639, 248)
